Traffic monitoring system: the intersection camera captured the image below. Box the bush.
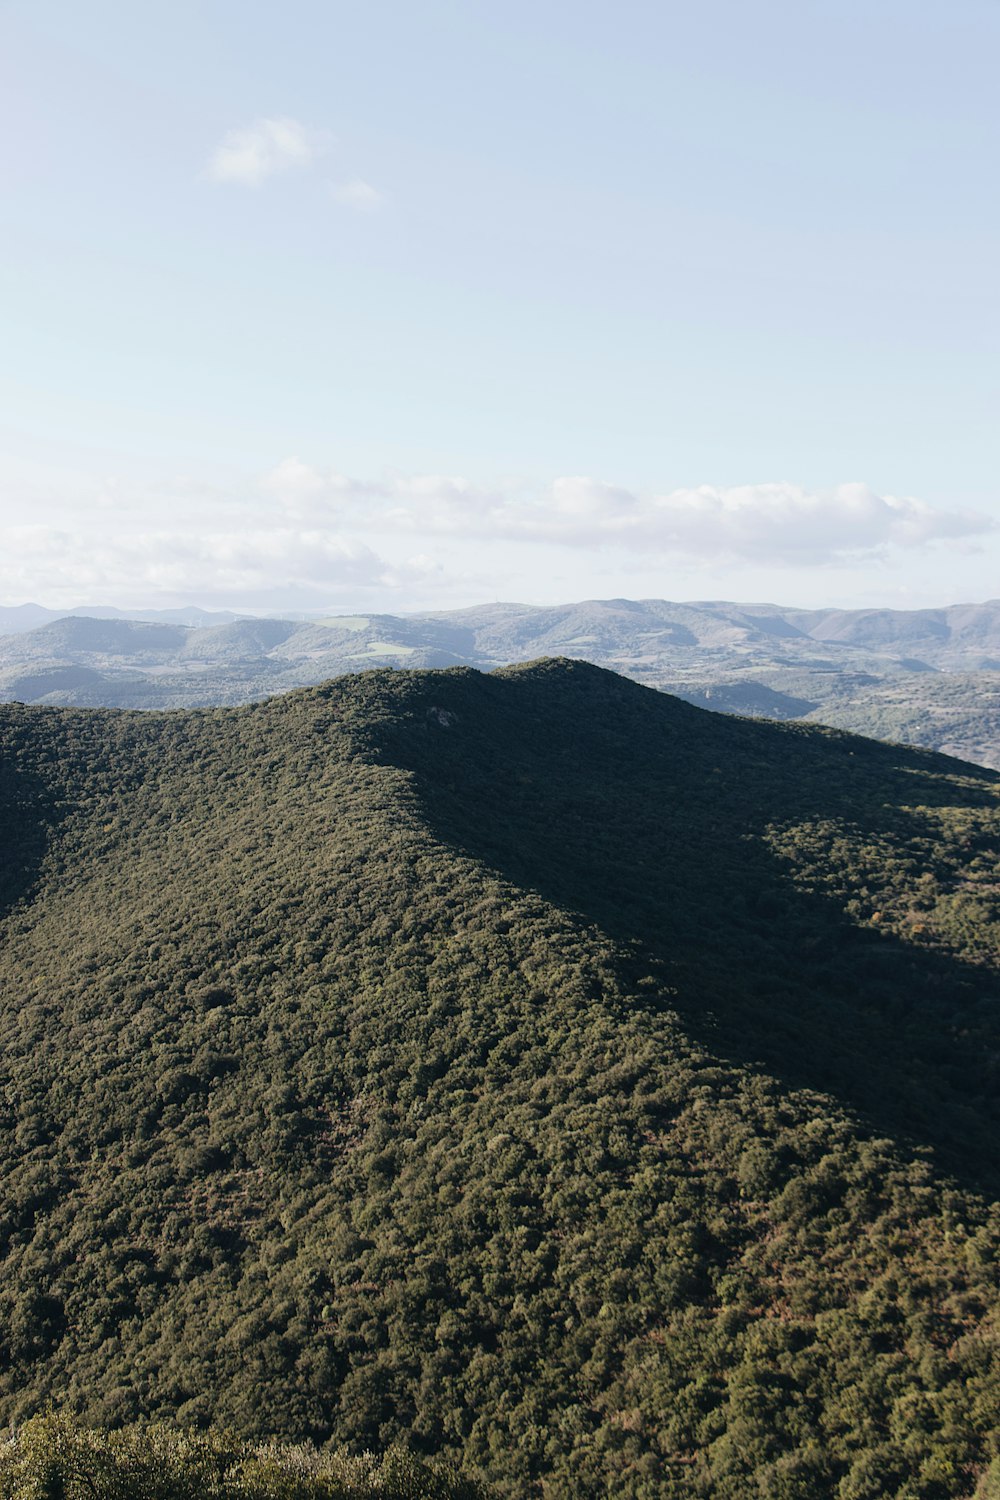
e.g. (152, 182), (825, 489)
(0, 1416), (488, 1500)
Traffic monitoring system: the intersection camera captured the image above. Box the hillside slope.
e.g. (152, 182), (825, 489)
(1, 661), (1000, 1497)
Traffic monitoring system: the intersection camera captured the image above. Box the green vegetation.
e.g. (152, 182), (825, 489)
(353, 642), (419, 657)
(0, 1413), (485, 1498)
(1, 659), (1000, 1496)
(316, 617), (370, 632)
(796, 671), (1000, 769)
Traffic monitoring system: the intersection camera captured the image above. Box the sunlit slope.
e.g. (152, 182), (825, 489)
(0, 660), (999, 1498)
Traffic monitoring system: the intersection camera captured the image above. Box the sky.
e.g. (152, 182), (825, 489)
(1, 0), (998, 615)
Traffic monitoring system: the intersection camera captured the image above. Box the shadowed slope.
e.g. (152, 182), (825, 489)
(369, 659), (1000, 1197)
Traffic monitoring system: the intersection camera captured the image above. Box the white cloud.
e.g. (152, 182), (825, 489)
(262, 456), (344, 504)
(491, 478), (989, 559)
(330, 178), (383, 209)
(634, 481), (987, 562)
(206, 117), (331, 186)
(0, 523), (417, 606)
(552, 477), (981, 560)
(257, 464), (991, 564)
(261, 457), (374, 519)
(1, 458), (990, 614)
(261, 461), (501, 531)
(550, 477), (636, 519)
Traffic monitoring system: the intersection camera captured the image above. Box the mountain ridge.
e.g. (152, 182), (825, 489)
(1, 660), (999, 1494)
(4, 596), (1000, 771)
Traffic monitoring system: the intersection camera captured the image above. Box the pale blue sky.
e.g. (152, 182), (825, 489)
(1, 0), (997, 612)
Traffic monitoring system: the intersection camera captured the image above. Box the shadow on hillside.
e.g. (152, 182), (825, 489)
(385, 662), (1000, 1201)
(0, 761), (56, 920)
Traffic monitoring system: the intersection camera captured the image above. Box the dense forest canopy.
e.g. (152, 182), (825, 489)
(1, 659), (999, 1497)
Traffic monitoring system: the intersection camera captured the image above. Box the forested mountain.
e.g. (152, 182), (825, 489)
(2, 660), (1000, 1496)
(3, 598), (1000, 770)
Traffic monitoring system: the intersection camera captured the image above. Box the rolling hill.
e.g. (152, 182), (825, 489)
(1, 660), (1000, 1496)
(3, 598), (1000, 770)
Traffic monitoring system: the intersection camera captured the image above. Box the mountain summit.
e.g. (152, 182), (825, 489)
(1, 660), (999, 1496)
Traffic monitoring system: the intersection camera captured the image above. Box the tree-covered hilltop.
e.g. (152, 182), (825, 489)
(5, 598), (1000, 771)
(1, 659), (1000, 1497)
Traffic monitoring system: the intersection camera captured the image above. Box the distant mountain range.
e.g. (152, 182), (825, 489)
(2, 596), (1000, 766)
(0, 603), (245, 633)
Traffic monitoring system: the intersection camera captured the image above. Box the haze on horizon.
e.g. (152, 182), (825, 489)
(2, 0), (997, 617)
